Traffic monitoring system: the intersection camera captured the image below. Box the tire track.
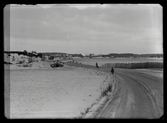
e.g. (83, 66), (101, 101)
(114, 71), (163, 118)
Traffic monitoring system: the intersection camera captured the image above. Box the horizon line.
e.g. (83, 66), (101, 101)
(4, 50), (163, 55)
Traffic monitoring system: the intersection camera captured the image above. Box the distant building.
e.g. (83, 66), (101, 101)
(31, 51), (37, 55)
(89, 54), (95, 58)
(41, 52), (71, 60)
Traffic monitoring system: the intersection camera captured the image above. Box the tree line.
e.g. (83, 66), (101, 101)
(4, 50), (43, 58)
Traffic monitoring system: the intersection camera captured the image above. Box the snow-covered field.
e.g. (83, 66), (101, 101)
(7, 67), (112, 118)
(73, 57), (163, 66)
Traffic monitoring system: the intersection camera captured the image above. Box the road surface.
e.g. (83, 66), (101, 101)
(94, 68), (163, 119)
(66, 63), (163, 119)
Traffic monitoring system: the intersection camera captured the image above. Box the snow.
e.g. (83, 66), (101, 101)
(136, 69), (163, 78)
(8, 67), (112, 118)
(4, 53), (115, 118)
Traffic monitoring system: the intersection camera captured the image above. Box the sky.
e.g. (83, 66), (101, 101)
(5, 4), (163, 54)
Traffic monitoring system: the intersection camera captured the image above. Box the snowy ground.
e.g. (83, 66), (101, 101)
(7, 66), (112, 118)
(136, 69), (163, 78)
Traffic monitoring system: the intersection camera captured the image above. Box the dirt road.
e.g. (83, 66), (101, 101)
(66, 63), (163, 119)
(94, 68), (163, 119)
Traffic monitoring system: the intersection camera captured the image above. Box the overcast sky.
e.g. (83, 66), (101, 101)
(5, 4), (163, 54)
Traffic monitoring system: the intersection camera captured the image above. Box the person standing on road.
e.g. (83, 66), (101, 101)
(96, 62), (99, 70)
(111, 67), (114, 75)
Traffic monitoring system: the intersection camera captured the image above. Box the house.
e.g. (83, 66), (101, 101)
(89, 54), (95, 58)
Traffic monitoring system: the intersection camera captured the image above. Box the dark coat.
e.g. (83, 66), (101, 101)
(111, 67), (114, 74)
(96, 62), (99, 68)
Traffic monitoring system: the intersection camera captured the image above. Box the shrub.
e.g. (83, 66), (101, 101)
(22, 64), (32, 67)
(101, 83), (112, 97)
(4, 61), (12, 64)
(41, 56), (46, 61)
(12, 56), (15, 62)
(28, 57), (33, 63)
(38, 53), (43, 58)
(18, 60), (25, 64)
(48, 56), (54, 60)
(23, 50), (27, 55)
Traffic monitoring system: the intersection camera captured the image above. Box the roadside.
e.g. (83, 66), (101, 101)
(66, 62), (163, 118)
(65, 62), (118, 118)
(80, 74), (117, 118)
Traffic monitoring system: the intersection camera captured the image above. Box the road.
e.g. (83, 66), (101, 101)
(65, 63), (163, 119)
(94, 68), (163, 119)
